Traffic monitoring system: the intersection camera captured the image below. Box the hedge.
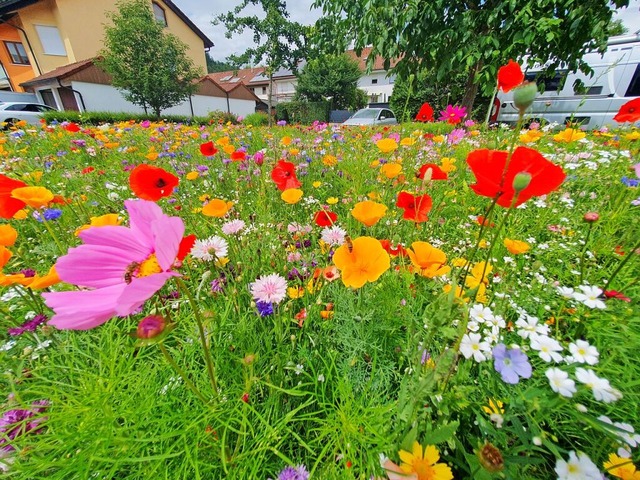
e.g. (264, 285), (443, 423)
(275, 101), (330, 124)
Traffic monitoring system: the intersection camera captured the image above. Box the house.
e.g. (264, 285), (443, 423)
(0, 0), (212, 93)
(346, 47), (397, 106)
(20, 58), (262, 116)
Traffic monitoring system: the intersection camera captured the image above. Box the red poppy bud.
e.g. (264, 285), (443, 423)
(241, 392), (250, 403)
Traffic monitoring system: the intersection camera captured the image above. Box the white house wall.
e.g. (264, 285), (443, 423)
(68, 81), (255, 117)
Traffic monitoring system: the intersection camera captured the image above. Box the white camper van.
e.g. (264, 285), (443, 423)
(493, 34), (640, 129)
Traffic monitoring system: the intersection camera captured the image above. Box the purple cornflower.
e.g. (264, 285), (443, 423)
(0, 400), (49, 453)
(8, 314), (48, 336)
(276, 464), (309, 480)
(493, 343), (532, 384)
(256, 301), (274, 317)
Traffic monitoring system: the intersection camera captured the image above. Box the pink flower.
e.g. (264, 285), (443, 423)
(43, 200), (184, 330)
(249, 273), (288, 304)
(439, 105), (467, 125)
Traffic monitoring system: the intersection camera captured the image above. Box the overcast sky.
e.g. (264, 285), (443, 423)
(172, 0), (640, 61)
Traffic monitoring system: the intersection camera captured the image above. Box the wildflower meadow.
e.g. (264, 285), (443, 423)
(1, 65), (640, 479)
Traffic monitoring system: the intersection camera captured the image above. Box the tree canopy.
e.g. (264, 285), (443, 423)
(98, 0), (202, 118)
(294, 54), (366, 110)
(312, 0), (629, 112)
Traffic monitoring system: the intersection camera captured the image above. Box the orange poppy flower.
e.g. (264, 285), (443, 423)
(376, 138), (398, 154)
(129, 164), (179, 201)
(407, 241), (451, 278)
(281, 188), (304, 204)
(332, 236), (390, 288)
(351, 200), (388, 227)
(75, 213), (123, 236)
(613, 97), (640, 123)
(11, 186), (54, 208)
(503, 238), (530, 254)
(380, 163), (402, 179)
(202, 199), (233, 217)
(396, 191), (432, 222)
(497, 60), (524, 92)
(0, 245), (11, 269)
(0, 224), (18, 246)
(0, 173), (27, 218)
(27, 265), (61, 289)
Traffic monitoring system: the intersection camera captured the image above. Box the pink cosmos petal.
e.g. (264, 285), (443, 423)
(115, 272), (178, 316)
(43, 284), (126, 330)
(126, 199), (166, 246)
(152, 216), (184, 271)
(634, 162), (640, 179)
(56, 244), (142, 288)
(79, 225), (151, 257)
(382, 459), (417, 480)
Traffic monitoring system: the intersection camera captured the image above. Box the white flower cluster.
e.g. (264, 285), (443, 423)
(557, 285), (606, 309)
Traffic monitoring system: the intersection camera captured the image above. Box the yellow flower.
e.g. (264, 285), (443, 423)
(186, 171), (199, 180)
(376, 138), (398, 154)
(400, 137), (415, 146)
(11, 186), (54, 208)
(451, 257), (468, 268)
(624, 131), (640, 141)
(439, 157), (457, 173)
(603, 453), (640, 480)
(519, 130), (544, 143)
(351, 200), (388, 227)
(432, 135), (445, 143)
(553, 128), (586, 143)
(326, 197), (339, 205)
(482, 399), (505, 415)
(287, 286), (305, 299)
(380, 163), (402, 179)
(466, 262), (492, 289)
(216, 136), (230, 146)
(223, 144), (236, 155)
(407, 242), (451, 278)
(289, 148), (300, 156)
(0, 224), (18, 246)
(281, 188), (303, 204)
(322, 154), (338, 166)
(370, 159), (380, 168)
(202, 199), (234, 217)
(332, 236), (390, 289)
(312, 181), (322, 188)
(145, 152), (159, 161)
(75, 213), (122, 236)
(12, 209), (27, 220)
(504, 238), (530, 255)
(25, 170), (43, 183)
(397, 441), (453, 480)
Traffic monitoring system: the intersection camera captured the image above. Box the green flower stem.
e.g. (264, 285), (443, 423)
(603, 237), (640, 292)
(579, 222), (594, 285)
(175, 277), (218, 397)
(40, 216), (66, 255)
(460, 196), (499, 289)
(158, 343), (209, 404)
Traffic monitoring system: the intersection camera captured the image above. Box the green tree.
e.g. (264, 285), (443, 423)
(98, 0), (202, 118)
(214, 0), (308, 125)
(294, 54), (364, 110)
(312, 0), (629, 113)
(206, 53), (237, 73)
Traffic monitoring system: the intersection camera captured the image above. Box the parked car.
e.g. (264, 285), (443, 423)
(0, 102), (57, 128)
(342, 108), (398, 126)
(493, 34), (640, 129)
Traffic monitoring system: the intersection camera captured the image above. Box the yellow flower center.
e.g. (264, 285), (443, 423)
(124, 254), (162, 283)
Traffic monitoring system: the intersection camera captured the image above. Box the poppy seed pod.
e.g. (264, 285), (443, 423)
(512, 172), (532, 192)
(513, 81), (538, 113)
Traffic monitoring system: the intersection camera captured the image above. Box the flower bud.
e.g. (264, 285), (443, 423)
(477, 442), (504, 473)
(583, 212), (599, 223)
(512, 172), (532, 192)
(513, 81), (538, 113)
(136, 315), (166, 339)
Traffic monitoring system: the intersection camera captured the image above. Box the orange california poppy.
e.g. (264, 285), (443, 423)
(504, 238), (530, 255)
(407, 241), (451, 278)
(129, 164), (179, 201)
(202, 199), (233, 217)
(396, 191), (432, 222)
(10, 186), (54, 209)
(0, 224), (18, 246)
(332, 236), (390, 289)
(351, 200), (388, 227)
(0, 245), (11, 269)
(27, 265), (61, 289)
(0, 173), (27, 218)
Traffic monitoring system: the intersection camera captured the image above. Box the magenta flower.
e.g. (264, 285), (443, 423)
(43, 200), (184, 330)
(439, 104), (467, 125)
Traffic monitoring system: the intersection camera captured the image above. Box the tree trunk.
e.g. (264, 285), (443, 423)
(268, 71), (274, 127)
(460, 60), (483, 117)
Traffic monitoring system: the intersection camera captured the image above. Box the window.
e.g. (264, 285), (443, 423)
(261, 87), (267, 94)
(625, 64), (640, 97)
(39, 89), (57, 108)
(152, 2), (167, 26)
(525, 70), (567, 92)
(371, 78), (378, 84)
(4, 41), (29, 65)
(34, 25), (66, 56)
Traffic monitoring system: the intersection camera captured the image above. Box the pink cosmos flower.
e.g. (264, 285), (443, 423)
(43, 200), (184, 330)
(439, 105), (467, 125)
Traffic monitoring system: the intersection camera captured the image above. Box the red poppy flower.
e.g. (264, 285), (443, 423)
(417, 163), (448, 180)
(81, 166), (95, 174)
(314, 210), (337, 227)
(476, 215), (495, 227)
(415, 102), (434, 122)
(64, 122), (81, 133)
(396, 191), (432, 222)
(271, 160), (301, 191)
(604, 290), (631, 302)
(176, 234), (196, 261)
(129, 164), (179, 201)
(230, 150), (246, 162)
(0, 173), (27, 218)
(613, 98), (640, 123)
(466, 146), (566, 208)
(379, 239), (409, 257)
(199, 141), (218, 156)
(497, 60), (524, 92)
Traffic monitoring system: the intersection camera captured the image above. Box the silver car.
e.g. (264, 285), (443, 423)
(0, 102), (57, 129)
(342, 108), (398, 126)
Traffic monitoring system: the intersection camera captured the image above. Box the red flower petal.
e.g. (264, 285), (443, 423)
(199, 141), (218, 156)
(497, 60), (524, 93)
(613, 97), (640, 123)
(415, 102), (434, 122)
(0, 173), (27, 219)
(176, 234), (197, 261)
(417, 163), (448, 180)
(271, 160), (301, 191)
(314, 210), (337, 227)
(129, 164), (179, 201)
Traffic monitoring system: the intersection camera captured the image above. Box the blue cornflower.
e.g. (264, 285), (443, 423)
(493, 343), (532, 384)
(42, 209), (62, 221)
(276, 464), (309, 480)
(621, 176), (639, 187)
(256, 301), (274, 317)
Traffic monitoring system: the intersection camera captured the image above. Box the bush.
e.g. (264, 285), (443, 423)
(207, 110), (239, 125)
(242, 112), (270, 126)
(41, 110), (210, 125)
(275, 101), (330, 124)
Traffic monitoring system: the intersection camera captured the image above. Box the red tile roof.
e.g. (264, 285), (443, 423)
(345, 47), (399, 71)
(207, 67), (265, 87)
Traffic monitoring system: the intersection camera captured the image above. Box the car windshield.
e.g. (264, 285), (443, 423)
(350, 109), (379, 119)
